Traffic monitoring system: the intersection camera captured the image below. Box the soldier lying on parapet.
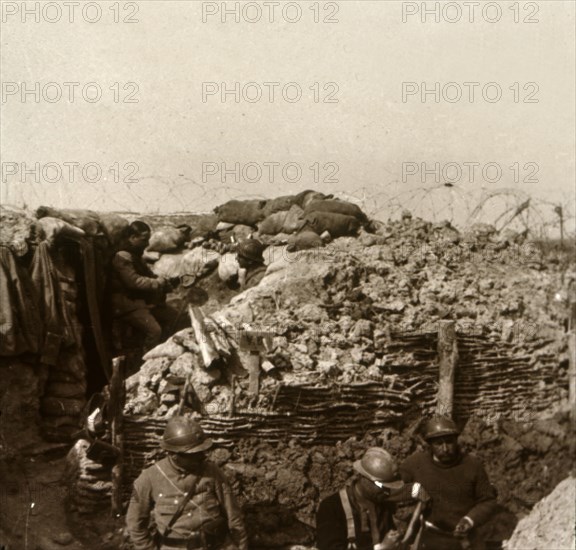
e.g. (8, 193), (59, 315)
(126, 416), (248, 550)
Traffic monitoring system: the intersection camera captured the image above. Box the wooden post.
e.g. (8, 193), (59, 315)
(569, 333), (576, 429)
(436, 321), (458, 418)
(109, 356), (125, 517)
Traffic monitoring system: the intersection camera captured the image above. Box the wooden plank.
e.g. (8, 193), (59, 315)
(246, 352), (261, 396)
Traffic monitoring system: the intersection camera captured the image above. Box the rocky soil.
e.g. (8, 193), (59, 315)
(505, 476), (576, 550)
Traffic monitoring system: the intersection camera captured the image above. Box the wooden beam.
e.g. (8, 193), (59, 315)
(109, 356), (125, 517)
(436, 321), (458, 418)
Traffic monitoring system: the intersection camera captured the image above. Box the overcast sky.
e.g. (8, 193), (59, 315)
(1, 1), (574, 233)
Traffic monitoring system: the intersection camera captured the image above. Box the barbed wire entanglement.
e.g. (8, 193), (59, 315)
(333, 182), (575, 241)
(4, 170), (574, 240)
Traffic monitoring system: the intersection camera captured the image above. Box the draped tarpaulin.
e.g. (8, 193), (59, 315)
(0, 245), (43, 356)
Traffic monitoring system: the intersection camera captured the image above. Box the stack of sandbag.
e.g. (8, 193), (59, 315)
(65, 439), (113, 514)
(35, 216), (86, 245)
(35, 206), (129, 247)
(213, 191), (332, 230)
(40, 352), (87, 441)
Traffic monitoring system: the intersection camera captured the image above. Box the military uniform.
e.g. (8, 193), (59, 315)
(110, 250), (176, 348)
(242, 265), (267, 290)
(400, 450), (497, 550)
(316, 484), (397, 550)
(126, 456), (248, 550)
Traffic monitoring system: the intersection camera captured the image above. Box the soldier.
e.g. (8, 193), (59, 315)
(126, 416), (248, 550)
(399, 416), (498, 550)
(316, 447), (429, 550)
(235, 239), (267, 290)
(110, 221), (178, 349)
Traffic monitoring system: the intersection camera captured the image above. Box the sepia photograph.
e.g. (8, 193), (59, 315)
(0, 1), (575, 549)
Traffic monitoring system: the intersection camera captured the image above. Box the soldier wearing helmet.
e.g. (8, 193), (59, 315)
(316, 447), (429, 550)
(126, 416), (248, 550)
(399, 416), (498, 550)
(235, 239), (267, 290)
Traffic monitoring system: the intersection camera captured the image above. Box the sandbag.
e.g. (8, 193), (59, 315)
(215, 199), (266, 226)
(45, 382), (86, 399)
(287, 230), (324, 251)
(152, 253), (185, 278)
(218, 224), (254, 243)
(305, 199), (367, 222)
(48, 370), (84, 383)
(35, 217), (85, 244)
(147, 225), (190, 253)
(36, 206), (101, 236)
(190, 214), (219, 238)
(257, 232), (292, 247)
(303, 211), (360, 238)
(98, 213), (129, 247)
(262, 194), (298, 217)
(218, 252), (240, 282)
(259, 205), (304, 235)
(216, 222), (235, 232)
(230, 224), (254, 240)
(41, 397), (85, 417)
(259, 211), (287, 235)
(294, 190), (332, 208)
(180, 248), (220, 280)
(51, 353), (86, 380)
(283, 205), (305, 233)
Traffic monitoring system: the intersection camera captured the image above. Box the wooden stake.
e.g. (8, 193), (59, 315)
(569, 333), (576, 429)
(436, 321), (458, 418)
(109, 356), (125, 517)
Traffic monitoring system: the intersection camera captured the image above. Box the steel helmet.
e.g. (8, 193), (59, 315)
(423, 416), (459, 441)
(353, 448), (404, 490)
(237, 239), (265, 263)
(160, 416), (213, 454)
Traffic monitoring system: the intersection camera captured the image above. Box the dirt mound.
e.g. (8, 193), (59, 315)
(505, 476), (576, 550)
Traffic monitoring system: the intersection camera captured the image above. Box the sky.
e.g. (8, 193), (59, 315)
(1, 0), (575, 234)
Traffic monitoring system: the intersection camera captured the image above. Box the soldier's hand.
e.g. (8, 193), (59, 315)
(375, 529), (401, 550)
(411, 482), (431, 503)
(453, 516), (474, 537)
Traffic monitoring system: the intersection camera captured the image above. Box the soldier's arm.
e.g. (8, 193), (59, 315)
(464, 460), (498, 527)
(125, 472), (156, 550)
(213, 465), (249, 550)
(113, 252), (164, 292)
